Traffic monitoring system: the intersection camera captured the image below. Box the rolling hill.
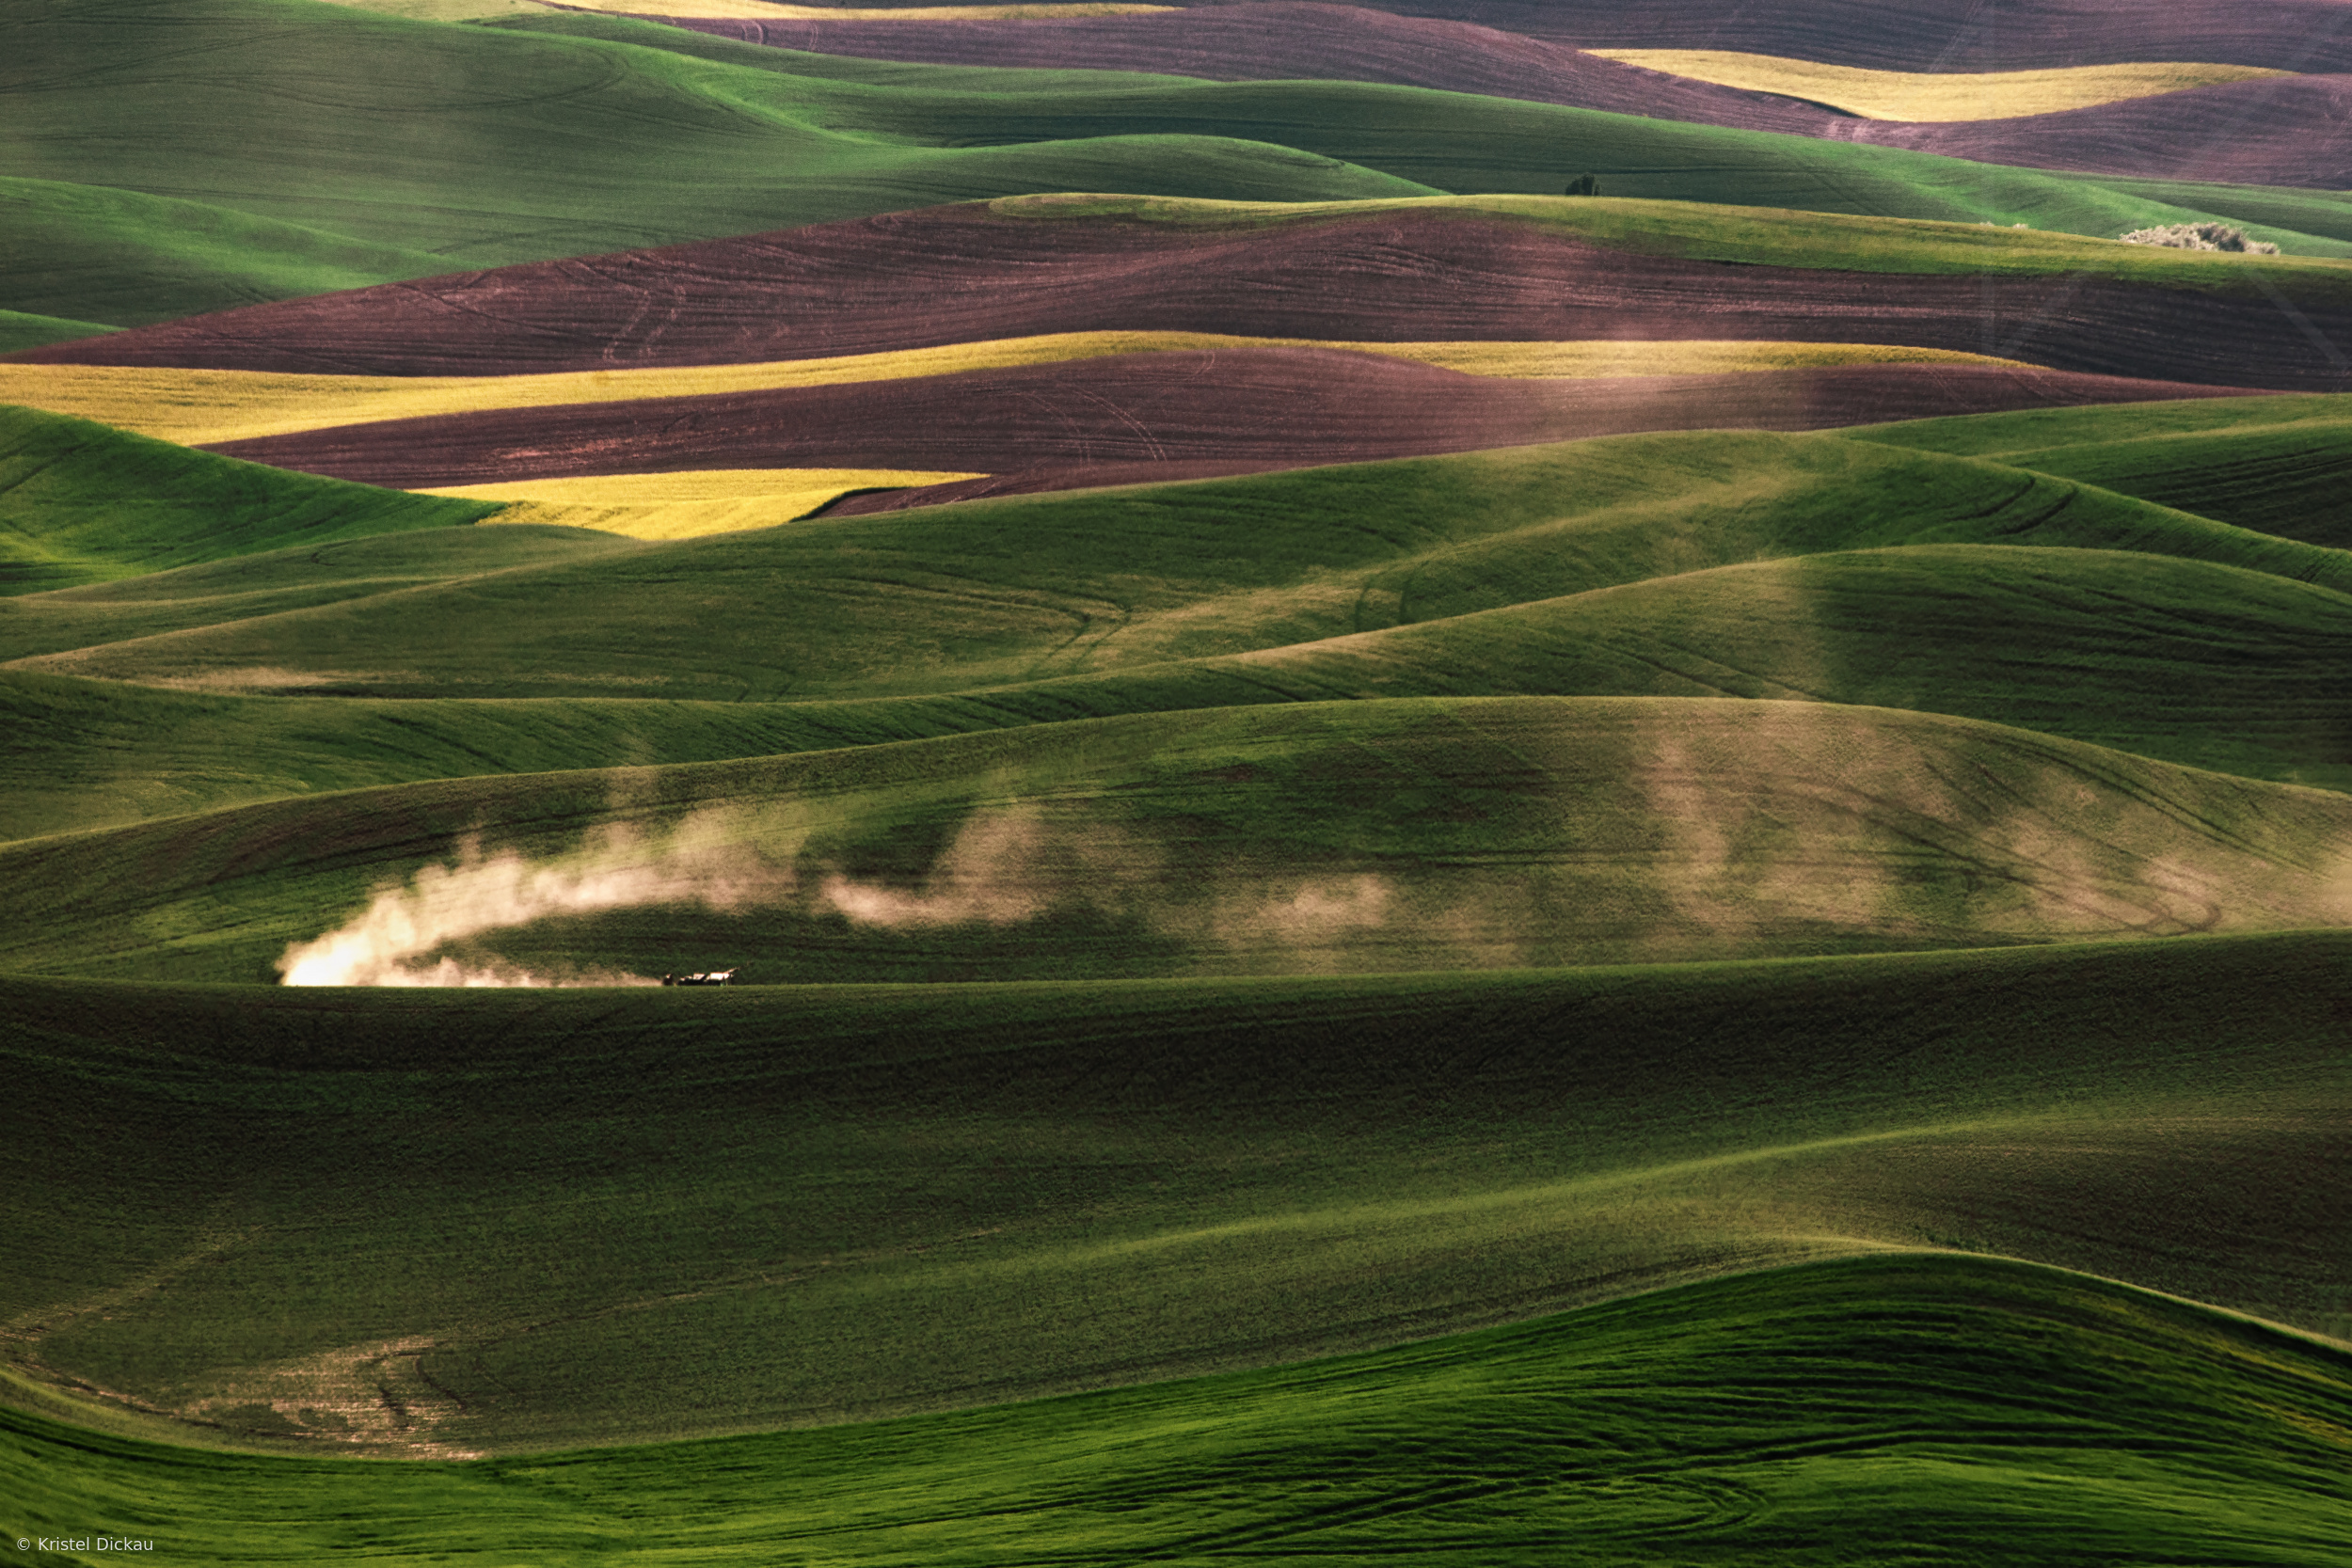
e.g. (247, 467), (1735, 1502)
(0, 404), (503, 594)
(5, 931), (2348, 1456)
(8, 1254), (2347, 1560)
(16, 0), (2352, 338)
(627, 5), (2352, 185)
(1139, 0), (2352, 74)
(7, 0), (2352, 1556)
(10, 693), (2352, 984)
(23, 196), (2352, 392)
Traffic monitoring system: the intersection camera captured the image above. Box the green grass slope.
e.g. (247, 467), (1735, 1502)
(6, 1256), (2350, 1561)
(514, 12), (2352, 251)
(16, 429), (2352, 787)
(12, 0), (2352, 335)
(3, 0), (1429, 301)
(987, 189), (2352, 291)
(4, 696), (2349, 986)
(0, 177), (468, 331)
(0, 668), (832, 843)
(0, 405), (509, 594)
(3, 931), (2346, 1454)
(0, 519), (630, 672)
(0, 310), (118, 356)
(3, 0), (2345, 1533)
(1856, 394), (2352, 547)
(2067, 172), (2352, 247)
(1184, 545), (2352, 792)
(24, 427), (2351, 682)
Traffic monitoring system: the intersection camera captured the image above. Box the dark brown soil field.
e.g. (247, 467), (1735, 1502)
(21, 205), (2352, 389)
(205, 349), (2258, 490)
(1160, 0), (2352, 74)
(1846, 75), (2352, 189)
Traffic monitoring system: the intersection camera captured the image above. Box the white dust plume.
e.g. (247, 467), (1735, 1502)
(278, 801), (1455, 987)
(817, 806), (1059, 928)
(278, 810), (787, 988)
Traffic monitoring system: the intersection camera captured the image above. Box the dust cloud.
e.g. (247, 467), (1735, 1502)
(277, 803), (1441, 987)
(277, 810), (787, 987)
(814, 807), (1057, 929)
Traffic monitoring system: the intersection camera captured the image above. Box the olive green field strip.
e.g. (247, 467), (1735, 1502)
(512, 10), (2352, 212)
(0, 309), (119, 356)
(625, 2), (2292, 134)
(12, 417), (2352, 801)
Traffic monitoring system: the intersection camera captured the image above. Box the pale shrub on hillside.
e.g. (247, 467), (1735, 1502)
(2118, 222), (2280, 254)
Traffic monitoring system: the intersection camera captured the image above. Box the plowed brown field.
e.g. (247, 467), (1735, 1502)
(206, 349), (2258, 490)
(1150, 0), (2352, 73)
(644, 5), (2348, 189)
(22, 205), (2352, 390)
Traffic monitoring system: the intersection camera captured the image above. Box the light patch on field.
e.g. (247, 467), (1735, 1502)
(0, 341), (2028, 448)
(128, 666), (386, 694)
(179, 1335), (485, 1458)
(1404, 341), (2022, 376)
(429, 469), (985, 538)
(1589, 50), (2290, 121)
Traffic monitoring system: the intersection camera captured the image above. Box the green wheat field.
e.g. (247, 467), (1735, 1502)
(3, 0), (2349, 1561)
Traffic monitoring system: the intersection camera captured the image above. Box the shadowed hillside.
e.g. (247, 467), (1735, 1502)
(8, 1256), (2348, 1560)
(4, 933), (2348, 1452)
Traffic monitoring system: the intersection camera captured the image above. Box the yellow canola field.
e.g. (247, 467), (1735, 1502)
(1589, 51), (2288, 121)
(544, 0), (1172, 18)
(0, 336), (2028, 447)
(430, 469), (984, 539)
